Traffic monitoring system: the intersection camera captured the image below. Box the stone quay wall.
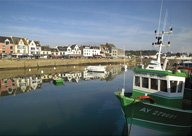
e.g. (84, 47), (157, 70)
(0, 58), (136, 69)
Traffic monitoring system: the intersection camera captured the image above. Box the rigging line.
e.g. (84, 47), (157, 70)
(158, 0), (163, 33)
(163, 9), (168, 32)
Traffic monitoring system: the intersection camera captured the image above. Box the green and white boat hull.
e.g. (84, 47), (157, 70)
(115, 92), (192, 135)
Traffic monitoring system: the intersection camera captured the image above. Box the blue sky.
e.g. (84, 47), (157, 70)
(0, 0), (191, 53)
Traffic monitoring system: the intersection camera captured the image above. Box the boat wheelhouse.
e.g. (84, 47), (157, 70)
(133, 68), (186, 109)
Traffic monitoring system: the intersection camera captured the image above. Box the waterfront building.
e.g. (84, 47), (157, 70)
(28, 40), (41, 56)
(41, 45), (52, 55)
(99, 44), (110, 58)
(91, 46), (101, 57)
(0, 36), (14, 57)
(105, 43), (118, 58)
(81, 45), (101, 58)
(11, 37), (29, 56)
(56, 46), (67, 56)
(65, 44), (82, 57)
(117, 48), (125, 58)
(100, 45), (109, 53)
(51, 48), (59, 56)
(81, 45), (92, 57)
(71, 44), (81, 55)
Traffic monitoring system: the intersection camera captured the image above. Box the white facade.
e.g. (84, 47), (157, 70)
(13, 38), (28, 55)
(82, 46), (92, 57)
(82, 46), (101, 57)
(91, 46), (100, 56)
(28, 40), (41, 56)
(65, 44), (81, 55)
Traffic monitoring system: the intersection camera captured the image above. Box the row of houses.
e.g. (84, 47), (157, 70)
(0, 36), (125, 58)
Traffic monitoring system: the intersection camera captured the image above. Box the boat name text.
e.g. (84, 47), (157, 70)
(139, 107), (177, 119)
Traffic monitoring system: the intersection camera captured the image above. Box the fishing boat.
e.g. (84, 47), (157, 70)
(115, 6), (192, 135)
(52, 77), (64, 83)
(87, 65), (106, 72)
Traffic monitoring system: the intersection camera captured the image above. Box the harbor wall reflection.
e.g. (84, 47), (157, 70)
(0, 65), (124, 98)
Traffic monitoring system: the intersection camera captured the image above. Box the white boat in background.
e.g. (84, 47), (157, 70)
(87, 66), (106, 72)
(121, 65), (127, 69)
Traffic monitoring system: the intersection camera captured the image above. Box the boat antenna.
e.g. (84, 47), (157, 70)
(152, 0), (172, 68)
(158, 0), (163, 33)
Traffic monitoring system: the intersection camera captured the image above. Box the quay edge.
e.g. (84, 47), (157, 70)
(0, 58), (136, 70)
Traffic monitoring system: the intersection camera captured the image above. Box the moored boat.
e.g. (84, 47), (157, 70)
(87, 65), (106, 72)
(115, 6), (192, 135)
(53, 77), (64, 83)
(121, 65), (127, 70)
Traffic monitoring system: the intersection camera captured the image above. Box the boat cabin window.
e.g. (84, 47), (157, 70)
(151, 78), (158, 90)
(135, 76), (140, 87)
(160, 80), (167, 92)
(142, 77), (148, 88)
(170, 81), (177, 93)
(178, 81), (183, 93)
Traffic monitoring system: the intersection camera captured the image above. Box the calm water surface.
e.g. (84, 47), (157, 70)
(0, 66), (179, 135)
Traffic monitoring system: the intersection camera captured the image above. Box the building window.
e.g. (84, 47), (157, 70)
(10, 51), (13, 54)
(2, 46), (5, 49)
(142, 77), (148, 88)
(3, 51), (5, 53)
(10, 46), (13, 49)
(5, 41), (10, 45)
(170, 81), (177, 93)
(160, 80), (167, 92)
(135, 76), (140, 87)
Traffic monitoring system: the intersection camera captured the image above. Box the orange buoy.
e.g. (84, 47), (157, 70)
(136, 96), (156, 104)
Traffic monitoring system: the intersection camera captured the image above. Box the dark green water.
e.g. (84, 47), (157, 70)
(0, 67), (179, 135)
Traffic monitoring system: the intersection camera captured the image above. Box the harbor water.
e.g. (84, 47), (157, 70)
(0, 66), (185, 135)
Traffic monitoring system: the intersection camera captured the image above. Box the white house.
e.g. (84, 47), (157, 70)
(11, 37), (29, 55)
(81, 45), (101, 57)
(91, 46), (100, 56)
(56, 46), (67, 56)
(28, 40), (41, 56)
(65, 44), (81, 56)
(81, 45), (92, 57)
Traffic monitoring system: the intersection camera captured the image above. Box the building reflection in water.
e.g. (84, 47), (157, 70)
(0, 66), (123, 98)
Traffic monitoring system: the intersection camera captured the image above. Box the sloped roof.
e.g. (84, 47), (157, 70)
(51, 48), (58, 52)
(34, 41), (40, 46)
(71, 44), (77, 49)
(41, 46), (52, 51)
(0, 36), (13, 44)
(90, 46), (100, 49)
(11, 37), (28, 45)
(57, 46), (67, 51)
(105, 43), (115, 48)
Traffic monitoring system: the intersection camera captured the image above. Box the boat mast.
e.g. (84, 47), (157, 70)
(152, 0), (172, 65)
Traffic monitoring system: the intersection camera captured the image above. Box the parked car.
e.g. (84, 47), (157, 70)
(40, 56), (48, 59)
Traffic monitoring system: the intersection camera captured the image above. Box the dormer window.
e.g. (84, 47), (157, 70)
(5, 39), (10, 45)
